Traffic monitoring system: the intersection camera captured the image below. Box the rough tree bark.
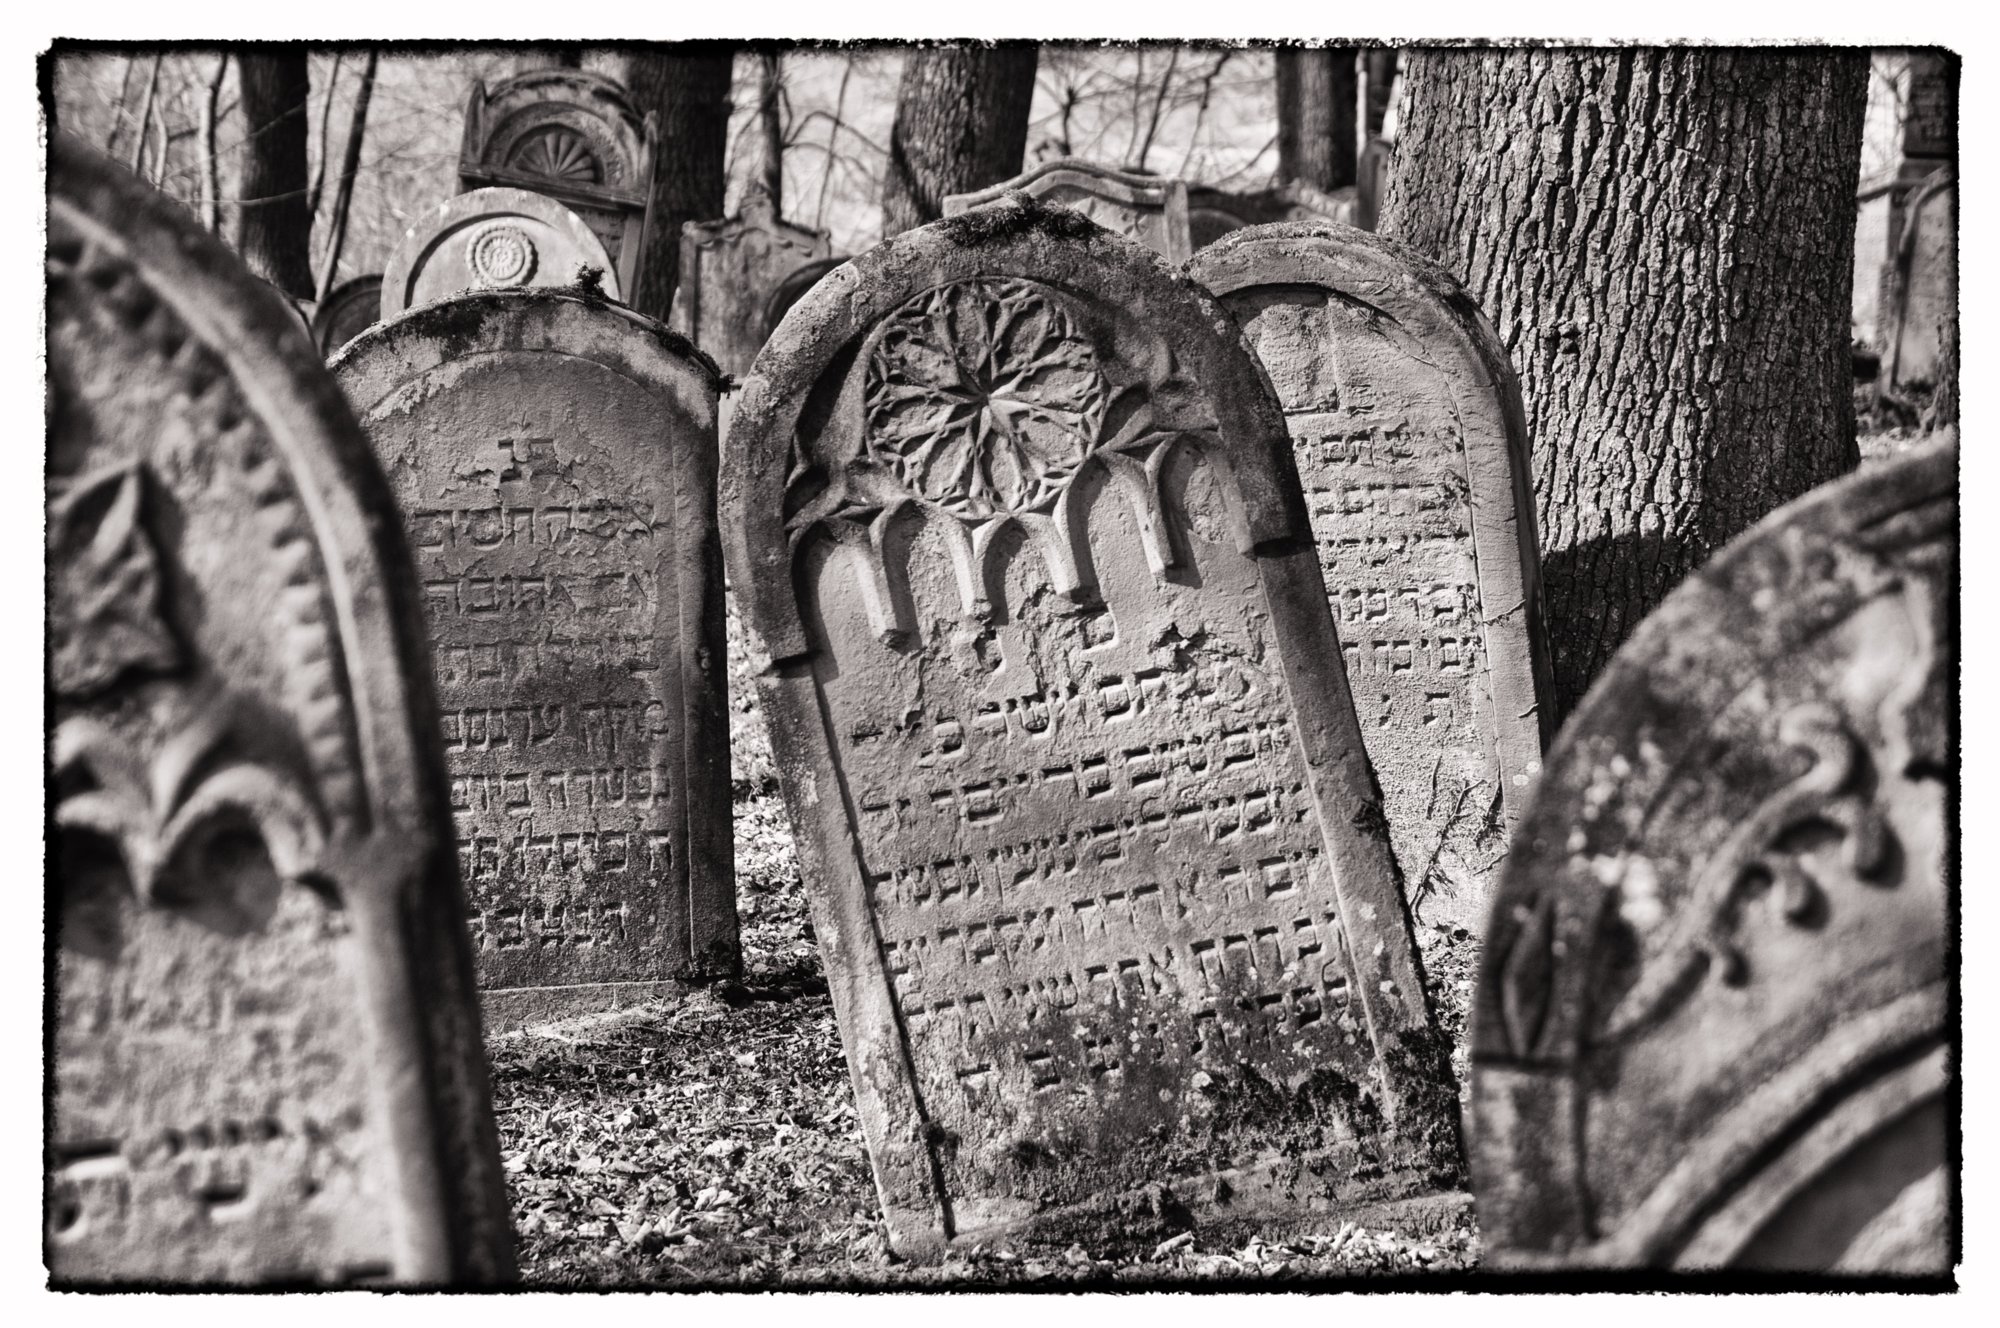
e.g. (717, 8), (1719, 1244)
(881, 43), (1038, 236)
(1383, 47), (1868, 718)
(1275, 47), (1357, 190)
(592, 46), (735, 322)
(235, 49), (315, 298)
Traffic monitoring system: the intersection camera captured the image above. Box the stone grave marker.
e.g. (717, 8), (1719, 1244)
(460, 68), (656, 297)
(380, 187), (618, 321)
(46, 135), (514, 1286)
(764, 254), (849, 339)
(723, 195), (1460, 1256)
(311, 273), (384, 358)
(1187, 181), (1356, 252)
(1190, 223), (1554, 932)
(943, 157), (1193, 262)
(1472, 436), (1957, 1275)
(333, 290), (737, 1029)
(668, 186), (834, 382)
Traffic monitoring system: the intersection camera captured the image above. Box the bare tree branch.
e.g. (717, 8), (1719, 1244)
(129, 52), (162, 175)
(308, 50), (343, 218)
(199, 52), (227, 231)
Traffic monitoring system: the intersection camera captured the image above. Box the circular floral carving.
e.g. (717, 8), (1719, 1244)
(863, 278), (1109, 518)
(467, 223), (538, 288)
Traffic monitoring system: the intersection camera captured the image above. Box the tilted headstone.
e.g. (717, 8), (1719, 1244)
(380, 187), (619, 322)
(1187, 181), (1356, 252)
(668, 187), (833, 381)
(763, 254), (849, 339)
(943, 157), (1193, 263)
(46, 135), (514, 1286)
(724, 196), (1459, 1256)
(311, 273), (384, 359)
(1190, 224), (1554, 932)
(460, 68), (656, 297)
(333, 290), (737, 1030)
(1472, 436), (1956, 1274)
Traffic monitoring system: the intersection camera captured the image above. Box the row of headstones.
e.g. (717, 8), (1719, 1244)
(47, 130), (1954, 1284)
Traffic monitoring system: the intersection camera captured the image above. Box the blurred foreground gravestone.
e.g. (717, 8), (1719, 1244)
(1471, 436), (1957, 1276)
(944, 157), (1192, 262)
(46, 135), (514, 1286)
(460, 67), (656, 296)
(380, 187), (619, 321)
(668, 187), (833, 382)
(333, 290), (737, 1030)
(310, 273), (383, 358)
(724, 195), (1461, 1257)
(1191, 223), (1554, 932)
(1187, 182), (1356, 252)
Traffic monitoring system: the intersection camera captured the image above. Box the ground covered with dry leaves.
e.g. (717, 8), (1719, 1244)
(484, 592), (1486, 1287)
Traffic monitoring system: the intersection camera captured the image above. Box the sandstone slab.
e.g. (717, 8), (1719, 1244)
(334, 290), (738, 1029)
(724, 195), (1459, 1256)
(1190, 223), (1554, 931)
(46, 135), (514, 1286)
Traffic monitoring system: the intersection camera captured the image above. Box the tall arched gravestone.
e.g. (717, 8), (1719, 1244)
(46, 135), (514, 1286)
(460, 69), (656, 297)
(724, 196), (1459, 1257)
(333, 290), (737, 1030)
(669, 189), (833, 382)
(1472, 437), (1956, 1275)
(944, 158), (1193, 263)
(1191, 224), (1555, 932)
(380, 188), (618, 322)
(311, 273), (383, 359)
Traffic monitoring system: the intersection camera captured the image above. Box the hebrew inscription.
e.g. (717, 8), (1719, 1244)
(1472, 437), (1955, 1274)
(47, 134), (511, 1285)
(1190, 225), (1553, 931)
(725, 200), (1456, 1256)
(334, 291), (736, 1028)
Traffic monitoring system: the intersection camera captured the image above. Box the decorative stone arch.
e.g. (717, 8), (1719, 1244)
(1472, 437), (1955, 1274)
(379, 187), (619, 321)
(724, 194), (1457, 1257)
(943, 157), (1193, 262)
(46, 134), (513, 1286)
(459, 69), (657, 296)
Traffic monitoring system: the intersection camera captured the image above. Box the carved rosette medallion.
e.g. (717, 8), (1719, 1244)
(467, 223), (538, 288)
(864, 278), (1110, 518)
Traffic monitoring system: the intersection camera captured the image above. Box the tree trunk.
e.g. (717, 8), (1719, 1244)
(1275, 47), (1357, 190)
(235, 49), (315, 298)
(199, 53), (228, 233)
(1383, 47), (1868, 718)
(1363, 49), (1397, 138)
(756, 51), (785, 213)
(881, 43), (1038, 236)
(314, 49), (376, 303)
(592, 46), (735, 322)
(128, 52), (162, 176)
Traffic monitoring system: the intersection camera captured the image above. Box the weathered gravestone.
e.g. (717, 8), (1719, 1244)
(1472, 436), (1957, 1275)
(765, 255), (849, 338)
(380, 187), (618, 321)
(1187, 181), (1356, 252)
(46, 135), (514, 1286)
(669, 186), (834, 382)
(724, 196), (1460, 1256)
(1190, 224), (1554, 932)
(311, 273), (384, 359)
(460, 68), (656, 297)
(944, 158), (1193, 263)
(333, 290), (737, 1030)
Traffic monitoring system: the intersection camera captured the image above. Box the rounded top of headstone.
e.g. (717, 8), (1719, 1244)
(380, 187), (621, 321)
(48, 130), (443, 856)
(311, 272), (385, 357)
(333, 284), (723, 406)
(1471, 434), (1956, 1268)
(944, 156), (1184, 212)
(462, 68), (652, 199)
(726, 190), (1302, 663)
